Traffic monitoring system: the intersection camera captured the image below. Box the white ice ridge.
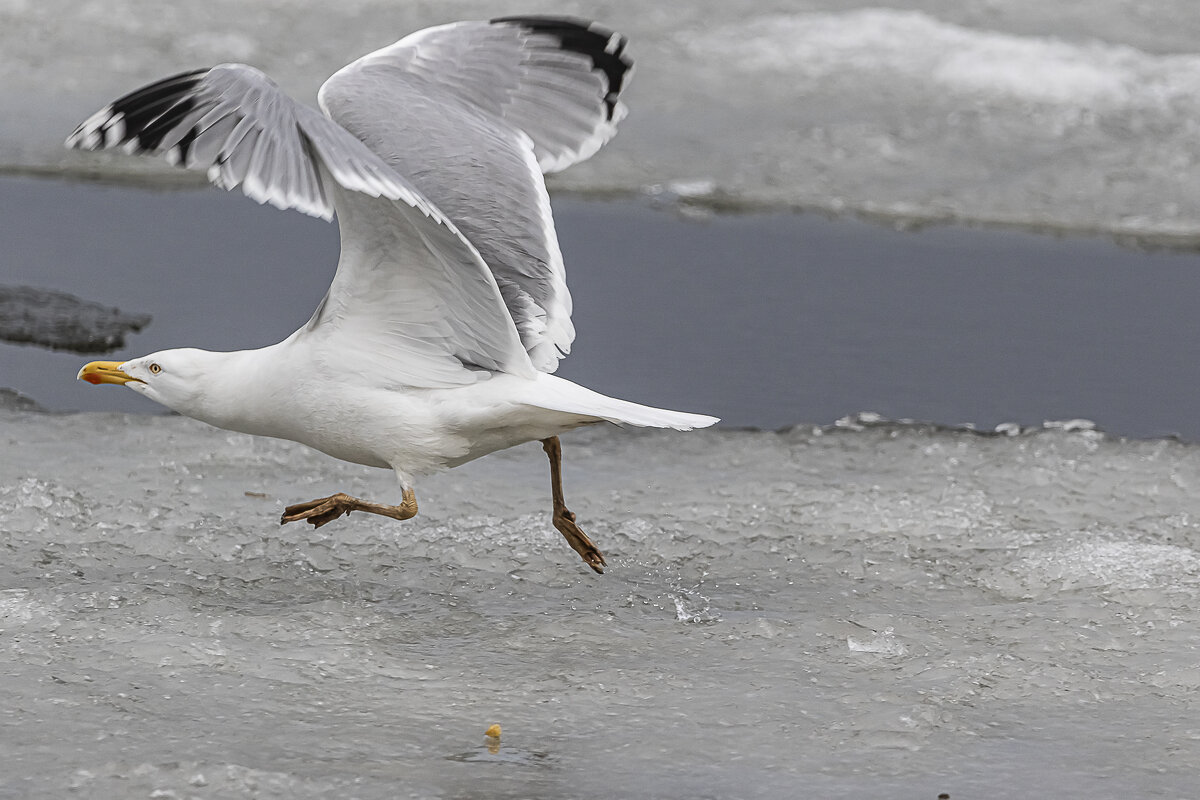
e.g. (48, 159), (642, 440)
(1008, 540), (1200, 593)
(16, 1), (1200, 241)
(689, 9), (1200, 110)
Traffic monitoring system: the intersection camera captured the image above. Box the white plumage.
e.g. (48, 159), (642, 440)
(70, 16), (717, 573)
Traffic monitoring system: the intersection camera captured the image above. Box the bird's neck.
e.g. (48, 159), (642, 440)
(176, 344), (295, 437)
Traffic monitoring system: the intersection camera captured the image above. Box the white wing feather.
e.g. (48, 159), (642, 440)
(332, 17), (632, 173)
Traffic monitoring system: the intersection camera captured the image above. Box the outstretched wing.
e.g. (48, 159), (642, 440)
(65, 64), (535, 387)
(65, 66), (418, 221)
(318, 16), (634, 372)
(339, 16), (632, 173)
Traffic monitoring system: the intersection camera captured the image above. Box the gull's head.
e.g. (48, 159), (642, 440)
(77, 348), (219, 414)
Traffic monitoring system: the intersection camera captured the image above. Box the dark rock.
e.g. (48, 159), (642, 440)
(0, 284), (151, 353)
(0, 387), (46, 412)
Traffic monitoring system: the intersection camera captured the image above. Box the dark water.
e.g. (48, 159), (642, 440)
(3, 174), (1200, 438)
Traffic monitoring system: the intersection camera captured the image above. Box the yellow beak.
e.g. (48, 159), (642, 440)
(77, 361), (141, 386)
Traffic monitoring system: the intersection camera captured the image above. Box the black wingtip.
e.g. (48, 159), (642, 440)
(110, 69), (208, 152)
(491, 15), (632, 120)
(66, 68), (209, 154)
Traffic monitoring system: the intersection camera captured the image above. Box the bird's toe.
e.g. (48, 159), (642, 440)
(551, 509), (606, 574)
(281, 494), (350, 526)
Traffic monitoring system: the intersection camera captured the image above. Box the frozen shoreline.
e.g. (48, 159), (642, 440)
(6, 1), (1200, 242)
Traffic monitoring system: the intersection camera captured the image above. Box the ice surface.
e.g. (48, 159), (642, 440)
(7, 1), (1200, 241)
(3, 408), (1199, 797)
(688, 9), (1199, 107)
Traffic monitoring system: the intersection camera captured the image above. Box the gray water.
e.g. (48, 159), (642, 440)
(6, 176), (1200, 439)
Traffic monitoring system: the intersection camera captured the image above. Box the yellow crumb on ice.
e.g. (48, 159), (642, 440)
(484, 724), (501, 738)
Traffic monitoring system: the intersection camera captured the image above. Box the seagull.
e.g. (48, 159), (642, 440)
(69, 16), (717, 573)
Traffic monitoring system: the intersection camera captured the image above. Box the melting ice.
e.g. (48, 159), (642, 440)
(4, 0), (1200, 241)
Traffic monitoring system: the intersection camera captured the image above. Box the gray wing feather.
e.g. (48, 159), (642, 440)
(320, 75), (573, 372)
(318, 17), (633, 372)
(65, 64), (535, 386)
(339, 17), (632, 173)
(65, 64), (439, 221)
(310, 180), (538, 388)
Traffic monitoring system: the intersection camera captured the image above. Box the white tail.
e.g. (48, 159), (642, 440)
(532, 374), (719, 430)
(586, 396), (719, 430)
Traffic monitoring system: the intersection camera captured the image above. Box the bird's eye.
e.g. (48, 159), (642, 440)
(148, 363), (162, 375)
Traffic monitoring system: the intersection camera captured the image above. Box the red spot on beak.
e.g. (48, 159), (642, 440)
(82, 373), (103, 385)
